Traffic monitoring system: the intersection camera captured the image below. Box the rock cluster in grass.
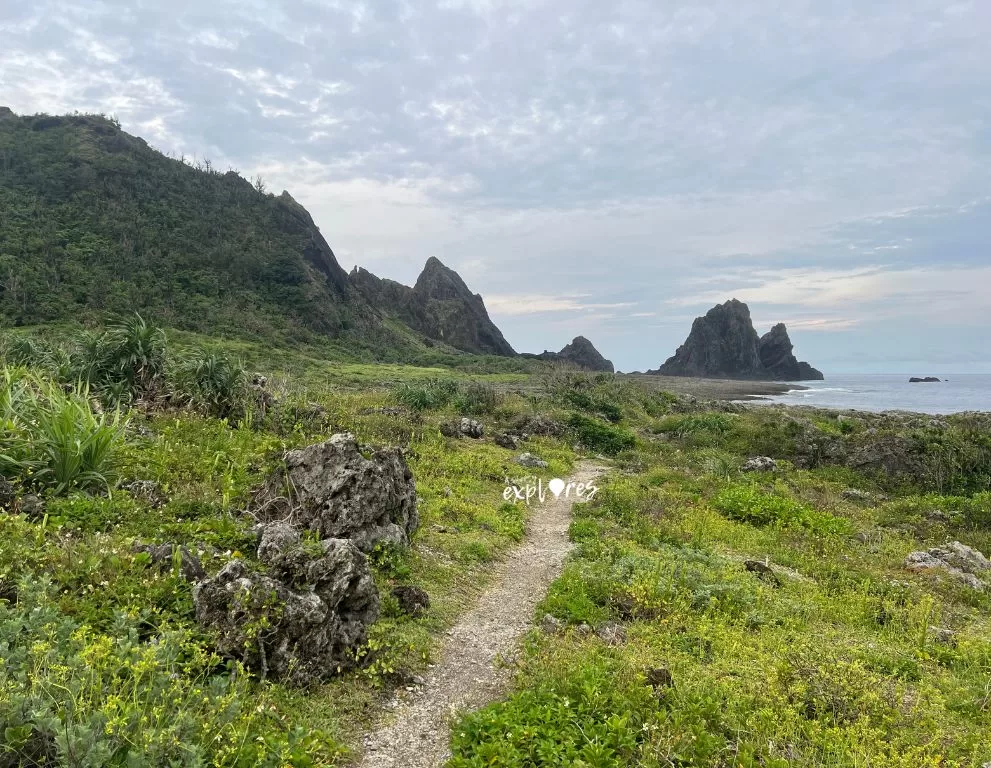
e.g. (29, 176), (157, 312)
(194, 522), (379, 685)
(905, 541), (991, 589)
(250, 432), (418, 552)
(440, 417), (485, 439)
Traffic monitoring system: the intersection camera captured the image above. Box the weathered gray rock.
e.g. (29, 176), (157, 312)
(17, 494), (44, 518)
(391, 585), (430, 616)
(250, 433), (417, 552)
(742, 456), (778, 472)
(440, 418), (484, 439)
(847, 435), (925, 478)
(595, 622), (627, 645)
(124, 480), (169, 509)
(494, 432), (523, 450)
(0, 479), (14, 510)
(744, 559), (782, 587)
(194, 527), (378, 685)
(516, 452), (548, 469)
(512, 414), (565, 437)
(842, 488), (874, 503)
(905, 541), (990, 589)
(132, 542), (206, 582)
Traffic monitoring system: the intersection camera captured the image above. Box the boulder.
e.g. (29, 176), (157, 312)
(194, 524), (379, 685)
(0, 479), (14, 510)
(744, 560), (782, 587)
(847, 435), (925, 478)
(742, 456), (777, 472)
(391, 585), (430, 616)
(494, 432), (523, 450)
(512, 414), (565, 437)
(124, 479), (169, 509)
(16, 494), (44, 518)
(440, 418), (484, 439)
(905, 541), (990, 589)
(250, 433), (417, 552)
(595, 622), (627, 645)
(132, 542), (206, 582)
(516, 452), (548, 468)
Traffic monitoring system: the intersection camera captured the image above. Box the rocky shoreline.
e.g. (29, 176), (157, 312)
(621, 374), (808, 401)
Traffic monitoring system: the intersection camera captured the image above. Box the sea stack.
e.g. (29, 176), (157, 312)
(651, 299), (823, 381)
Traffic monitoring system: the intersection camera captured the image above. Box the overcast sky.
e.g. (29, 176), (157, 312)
(3, 0), (990, 372)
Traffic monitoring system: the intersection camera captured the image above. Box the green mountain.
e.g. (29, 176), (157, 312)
(0, 108), (515, 359)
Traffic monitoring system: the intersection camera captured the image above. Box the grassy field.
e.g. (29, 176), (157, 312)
(1, 321), (990, 766)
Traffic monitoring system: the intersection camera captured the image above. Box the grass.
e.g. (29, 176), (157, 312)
(3, 320), (991, 766)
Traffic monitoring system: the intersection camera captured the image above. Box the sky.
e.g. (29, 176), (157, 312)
(2, 0), (990, 373)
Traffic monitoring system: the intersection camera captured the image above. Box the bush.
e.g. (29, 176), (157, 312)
(713, 482), (849, 534)
(453, 382), (500, 415)
(562, 389), (622, 423)
(393, 379), (459, 411)
(0, 368), (127, 495)
(567, 414), (636, 455)
(0, 577), (341, 766)
(168, 350), (249, 421)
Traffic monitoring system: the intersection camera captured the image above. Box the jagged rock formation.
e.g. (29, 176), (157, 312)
(528, 336), (614, 372)
(250, 433), (418, 552)
(350, 257), (515, 356)
(652, 299), (765, 378)
(652, 299), (822, 380)
(759, 323), (824, 381)
(194, 523), (379, 684)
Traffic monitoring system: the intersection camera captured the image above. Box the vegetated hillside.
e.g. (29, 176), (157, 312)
(0, 108), (416, 353)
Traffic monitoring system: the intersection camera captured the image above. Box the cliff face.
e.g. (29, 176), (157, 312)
(652, 300), (823, 380)
(653, 300), (765, 378)
(532, 336), (614, 372)
(759, 324), (824, 381)
(349, 258), (516, 356)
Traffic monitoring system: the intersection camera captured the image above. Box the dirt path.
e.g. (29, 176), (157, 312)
(354, 461), (606, 768)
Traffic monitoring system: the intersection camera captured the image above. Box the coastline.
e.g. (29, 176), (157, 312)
(620, 373), (807, 401)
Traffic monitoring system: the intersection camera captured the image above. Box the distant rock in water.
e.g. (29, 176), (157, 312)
(909, 377), (943, 383)
(529, 336), (615, 372)
(651, 299), (823, 380)
(350, 257), (515, 356)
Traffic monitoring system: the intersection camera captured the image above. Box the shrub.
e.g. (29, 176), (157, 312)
(168, 350), (249, 420)
(0, 577), (341, 766)
(713, 482), (849, 534)
(393, 379), (459, 411)
(562, 389), (623, 423)
(656, 413), (735, 439)
(567, 414), (636, 455)
(453, 382), (500, 415)
(0, 368), (127, 495)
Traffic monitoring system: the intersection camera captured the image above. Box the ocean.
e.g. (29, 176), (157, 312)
(756, 374), (991, 415)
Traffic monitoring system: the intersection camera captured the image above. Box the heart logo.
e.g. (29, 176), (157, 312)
(548, 478), (566, 499)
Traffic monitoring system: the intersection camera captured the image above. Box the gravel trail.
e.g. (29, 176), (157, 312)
(354, 461), (605, 768)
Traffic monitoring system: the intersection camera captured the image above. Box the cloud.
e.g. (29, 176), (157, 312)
(2, 0), (990, 370)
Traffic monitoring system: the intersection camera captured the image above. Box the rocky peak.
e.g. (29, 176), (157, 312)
(652, 299), (764, 378)
(348, 258), (516, 356)
(531, 336), (614, 372)
(653, 300), (823, 380)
